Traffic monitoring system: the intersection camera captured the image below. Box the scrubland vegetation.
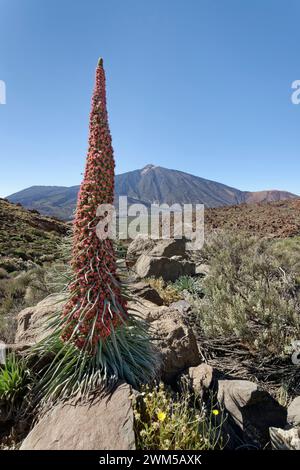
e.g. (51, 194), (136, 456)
(1, 200), (300, 449)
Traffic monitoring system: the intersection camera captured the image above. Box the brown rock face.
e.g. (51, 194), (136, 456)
(127, 236), (195, 281)
(269, 427), (300, 450)
(217, 380), (287, 447)
(143, 305), (201, 382)
(188, 364), (214, 398)
(130, 281), (164, 305)
(147, 239), (187, 258)
(134, 255), (195, 281)
(16, 293), (66, 346)
(20, 383), (135, 450)
(126, 235), (155, 265)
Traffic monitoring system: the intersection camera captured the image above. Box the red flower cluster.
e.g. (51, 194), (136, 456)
(62, 59), (128, 350)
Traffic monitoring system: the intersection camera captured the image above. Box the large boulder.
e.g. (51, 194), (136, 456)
(217, 380), (287, 447)
(126, 235), (155, 264)
(287, 396), (300, 426)
(187, 363), (214, 399)
(127, 237), (187, 265)
(16, 293), (65, 346)
(147, 239), (187, 258)
(127, 237), (195, 281)
(20, 383), (135, 450)
(133, 302), (201, 382)
(134, 255), (195, 281)
(269, 427), (300, 450)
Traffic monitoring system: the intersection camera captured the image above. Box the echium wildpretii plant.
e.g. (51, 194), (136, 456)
(32, 59), (158, 401)
(62, 58), (126, 348)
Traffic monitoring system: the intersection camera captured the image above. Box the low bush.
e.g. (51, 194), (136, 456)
(0, 354), (31, 412)
(194, 232), (300, 357)
(0, 257), (36, 274)
(133, 383), (224, 450)
(0, 265), (55, 342)
(173, 275), (204, 297)
(0, 268), (9, 280)
(0, 267), (51, 315)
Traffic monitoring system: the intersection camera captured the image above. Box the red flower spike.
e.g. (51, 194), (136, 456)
(62, 58), (127, 349)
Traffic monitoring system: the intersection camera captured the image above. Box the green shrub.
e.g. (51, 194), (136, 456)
(0, 257), (37, 274)
(194, 232), (300, 357)
(133, 383), (224, 450)
(115, 240), (128, 259)
(0, 354), (31, 409)
(173, 275), (204, 297)
(0, 266), (54, 342)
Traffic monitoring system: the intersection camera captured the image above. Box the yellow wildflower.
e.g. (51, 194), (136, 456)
(212, 409), (219, 416)
(157, 410), (167, 422)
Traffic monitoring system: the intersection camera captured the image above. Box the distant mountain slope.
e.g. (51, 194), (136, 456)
(7, 165), (298, 220)
(8, 185), (79, 220)
(243, 190), (297, 204)
(115, 165), (245, 207)
(0, 198), (68, 262)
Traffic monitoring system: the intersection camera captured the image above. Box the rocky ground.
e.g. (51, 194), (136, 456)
(0, 199), (300, 450)
(204, 198), (300, 239)
(0, 235), (299, 450)
(0, 198), (68, 263)
(0, 200), (68, 343)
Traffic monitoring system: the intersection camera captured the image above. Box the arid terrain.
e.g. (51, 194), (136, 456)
(0, 198), (68, 262)
(205, 198), (300, 238)
(0, 196), (299, 450)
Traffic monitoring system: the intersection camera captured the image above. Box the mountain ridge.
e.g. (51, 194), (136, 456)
(7, 165), (298, 220)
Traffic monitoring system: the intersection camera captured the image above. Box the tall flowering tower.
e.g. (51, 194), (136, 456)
(61, 58), (127, 349)
(34, 59), (157, 401)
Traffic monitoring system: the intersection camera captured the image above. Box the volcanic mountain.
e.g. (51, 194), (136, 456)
(7, 165), (298, 220)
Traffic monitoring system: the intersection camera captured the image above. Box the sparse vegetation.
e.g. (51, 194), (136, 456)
(145, 277), (182, 305)
(0, 198), (67, 264)
(0, 354), (31, 413)
(145, 275), (203, 305)
(133, 383), (224, 450)
(203, 199), (300, 239)
(0, 266), (56, 342)
(193, 232), (300, 357)
(0, 198), (68, 343)
(173, 275), (204, 297)
(0, 193), (299, 449)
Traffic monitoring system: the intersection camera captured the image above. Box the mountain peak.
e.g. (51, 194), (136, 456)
(141, 164), (157, 175)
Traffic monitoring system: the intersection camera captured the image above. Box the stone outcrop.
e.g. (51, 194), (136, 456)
(287, 396), (300, 426)
(20, 383), (135, 450)
(16, 293), (65, 346)
(131, 301), (201, 382)
(127, 237), (196, 281)
(134, 254), (195, 282)
(269, 426), (300, 450)
(129, 281), (164, 305)
(187, 363), (214, 398)
(217, 379), (287, 447)
(126, 235), (155, 265)
(147, 239), (187, 258)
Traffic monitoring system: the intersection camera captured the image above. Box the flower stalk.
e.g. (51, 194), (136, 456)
(31, 59), (158, 402)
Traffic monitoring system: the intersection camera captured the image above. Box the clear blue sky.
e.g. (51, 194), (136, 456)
(0, 0), (299, 197)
